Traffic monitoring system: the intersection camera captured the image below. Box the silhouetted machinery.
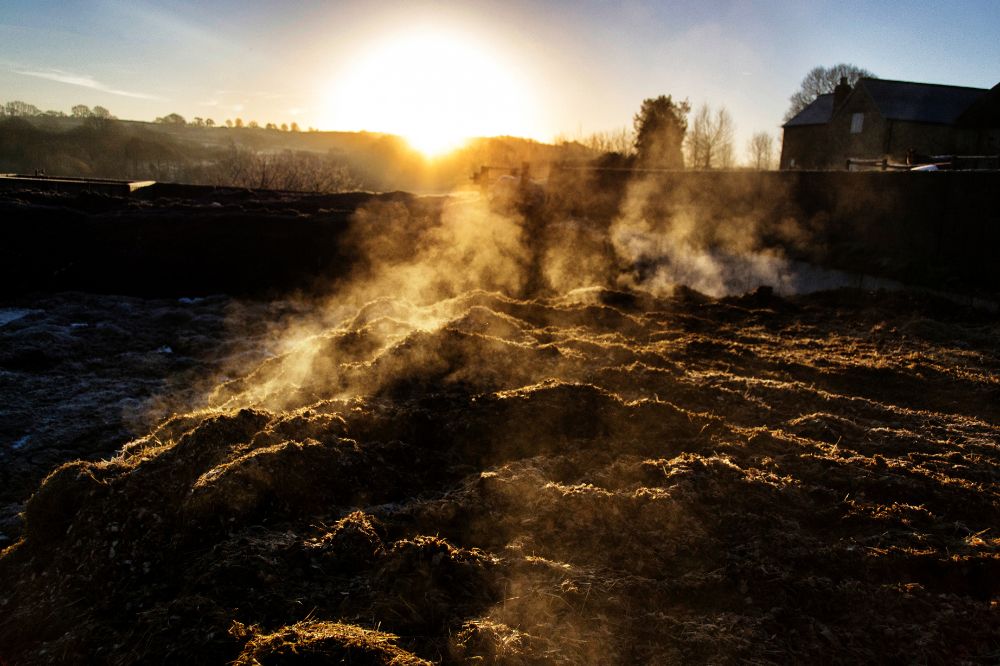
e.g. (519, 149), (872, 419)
(473, 162), (545, 215)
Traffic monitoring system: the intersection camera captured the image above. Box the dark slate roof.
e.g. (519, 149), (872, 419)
(957, 82), (1000, 127)
(858, 78), (987, 124)
(784, 93), (834, 127)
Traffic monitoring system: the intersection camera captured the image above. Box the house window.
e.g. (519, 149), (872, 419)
(851, 113), (864, 134)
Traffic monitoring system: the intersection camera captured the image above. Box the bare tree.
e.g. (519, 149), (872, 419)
(578, 126), (634, 156)
(746, 131), (776, 170)
(92, 106), (112, 119)
(5, 101), (41, 116)
(213, 145), (358, 192)
(685, 103), (735, 169)
(71, 104), (91, 118)
(785, 63), (875, 122)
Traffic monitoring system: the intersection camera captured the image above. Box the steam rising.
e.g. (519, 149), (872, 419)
(198, 171), (896, 416)
(612, 177), (791, 296)
(7, 171), (990, 664)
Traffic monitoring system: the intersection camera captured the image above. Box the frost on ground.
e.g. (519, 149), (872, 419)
(0, 293), (317, 542)
(1, 286), (998, 664)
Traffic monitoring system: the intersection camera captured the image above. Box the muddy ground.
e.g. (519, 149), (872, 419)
(1, 284), (998, 663)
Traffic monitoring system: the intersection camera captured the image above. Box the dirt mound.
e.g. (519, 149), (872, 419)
(232, 621), (430, 666)
(2, 287), (999, 663)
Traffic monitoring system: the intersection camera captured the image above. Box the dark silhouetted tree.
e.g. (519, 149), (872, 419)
(193, 117), (205, 126)
(205, 118), (215, 127)
(633, 95), (690, 168)
(280, 123), (288, 132)
(265, 122), (277, 130)
(234, 118), (244, 128)
(686, 103), (735, 169)
(290, 122), (300, 132)
(92, 106), (112, 119)
(248, 120), (259, 128)
(71, 104), (91, 118)
(6, 101), (41, 116)
(156, 113), (187, 125)
(785, 63), (875, 122)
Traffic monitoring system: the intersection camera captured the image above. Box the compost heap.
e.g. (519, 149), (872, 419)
(1, 283), (998, 664)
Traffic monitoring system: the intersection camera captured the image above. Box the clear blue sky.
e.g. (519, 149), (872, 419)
(2, 0), (998, 158)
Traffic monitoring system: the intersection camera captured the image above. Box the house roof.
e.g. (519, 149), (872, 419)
(783, 77), (994, 128)
(957, 82), (1000, 127)
(784, 94), (835, 127)
(859, 78), (987, 124)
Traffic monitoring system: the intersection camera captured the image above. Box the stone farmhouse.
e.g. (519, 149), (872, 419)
(780, 77), (1000, 169)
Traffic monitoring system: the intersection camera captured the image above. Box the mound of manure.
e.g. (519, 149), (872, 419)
(2, 287), (999, 663)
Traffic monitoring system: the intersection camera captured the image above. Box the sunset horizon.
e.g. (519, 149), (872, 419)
(5, 1), (1000, 161)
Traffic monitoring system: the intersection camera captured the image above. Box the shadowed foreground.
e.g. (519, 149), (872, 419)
(1, 287), (998, 663)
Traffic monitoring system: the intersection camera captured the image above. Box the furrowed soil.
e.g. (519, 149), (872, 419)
(1, 286), (998, 664)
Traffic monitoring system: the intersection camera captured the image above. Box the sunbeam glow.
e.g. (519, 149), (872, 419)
(326, 28), (539, 156)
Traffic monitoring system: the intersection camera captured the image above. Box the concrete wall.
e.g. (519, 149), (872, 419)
(0, 175), (154, 196)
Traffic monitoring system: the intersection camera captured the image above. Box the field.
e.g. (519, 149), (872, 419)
(2, 275), (998, 662)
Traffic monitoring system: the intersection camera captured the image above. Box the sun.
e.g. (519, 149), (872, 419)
(327, 29), (538, 157)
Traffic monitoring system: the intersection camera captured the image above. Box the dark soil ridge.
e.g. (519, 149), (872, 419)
(0, 188), (439, 299)
(1, 287), (999, 663)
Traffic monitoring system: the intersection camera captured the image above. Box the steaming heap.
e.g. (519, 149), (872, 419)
(2, 184), (1000, 663)
(2, 281), (998, 663)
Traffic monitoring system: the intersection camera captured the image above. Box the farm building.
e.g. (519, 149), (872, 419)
(780, 77), (1000, 169)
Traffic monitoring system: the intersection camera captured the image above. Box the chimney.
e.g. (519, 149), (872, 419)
(833, 76), (852, 108)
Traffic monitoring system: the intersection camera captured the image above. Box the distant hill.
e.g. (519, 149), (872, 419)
(0, 114), (597, 193)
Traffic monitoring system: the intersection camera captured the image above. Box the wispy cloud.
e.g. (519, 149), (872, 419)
(13, 67), (161, 100)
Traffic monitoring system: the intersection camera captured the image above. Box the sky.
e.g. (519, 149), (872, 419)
(2, 0), (999, 158)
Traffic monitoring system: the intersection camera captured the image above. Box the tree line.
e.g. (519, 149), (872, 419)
(153, 112), (313, 132)
(555, 96), (775, 170)
(1, 100), (113, 119)
(560, 62), (872, 171)
(0, 114), (357, 192)
(1, 101), (314, 133)
(567, 95), (777, 171)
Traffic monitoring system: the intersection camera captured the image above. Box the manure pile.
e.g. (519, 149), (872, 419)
(1, 287), (999, 663)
